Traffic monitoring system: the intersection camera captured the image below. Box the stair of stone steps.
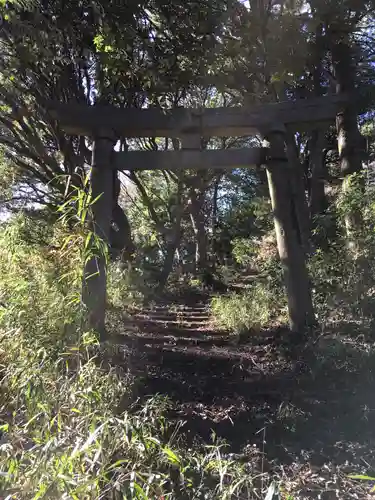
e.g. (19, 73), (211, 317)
(142, 311), (209, 317)
(136, 321), (211, 329)
(133, 327), (213, 338)
(135, 309), (209, 317)
(122, 297), (219, 344)
(146, 304), (208, 310)
(135, 318), (211, 325)
(134, 314), (210, 323)
(131, 304), (211, 323)
(139, 305), (209, 311)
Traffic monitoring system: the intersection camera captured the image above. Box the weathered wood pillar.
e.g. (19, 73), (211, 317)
(82, 130), (117, 339)
(264, 125), (315, 332)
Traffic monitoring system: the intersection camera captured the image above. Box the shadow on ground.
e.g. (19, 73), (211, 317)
(109, 296), (375, 498)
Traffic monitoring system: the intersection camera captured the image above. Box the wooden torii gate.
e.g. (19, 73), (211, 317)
(49, 95), (346, 338)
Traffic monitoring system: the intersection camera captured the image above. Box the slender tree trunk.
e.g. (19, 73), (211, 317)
(309, 130), (327, 220)
(181, 134), (209, 272)
(265, 127), (315, 332)
(309, 27), (328, 221)
(189, 195), (208, 272)
(128, 171), (160, 226)
(82, 132), (116, 339)
(155, 165), (185, 291)
(305, 25), (330, 246)
(157, 206), (183, 291)
(211, 175), (221, 269)
(286, 133), (312, 255)
(110, 172), (135, 263)
(308, 130), (333, 248)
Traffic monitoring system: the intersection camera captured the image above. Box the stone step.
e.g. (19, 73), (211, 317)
(133, 319), (209, 328)
(149, 305), (208, 312)
(135, 313), (210, 322)
(142, 307), (209, 313)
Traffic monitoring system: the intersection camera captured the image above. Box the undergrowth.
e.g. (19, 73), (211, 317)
(211, 233), (285, 334)
(211, 285), (279, 333)
(0, 213), (258, 499)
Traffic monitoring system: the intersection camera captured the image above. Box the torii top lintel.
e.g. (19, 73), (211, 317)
(47, 94), (347, 138)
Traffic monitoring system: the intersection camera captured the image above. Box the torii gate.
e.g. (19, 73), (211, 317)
(48, 95), (346, 338)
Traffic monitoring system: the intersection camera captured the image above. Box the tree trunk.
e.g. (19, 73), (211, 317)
(265, 127), (315, 332)
(286, 132), (312, 255)
(330, 25), (366, 241)
(128, 171), (160, 226)
(82, 132), (116, 339)
(189, 195), (208, 272)
(309, 129), (327, 219)
(211, 175), (221, 269)
(157, 206), (183, 291)
(181, 134), (209, 272)
(110, 172), (135, 263)
(306, 25), (330, 246)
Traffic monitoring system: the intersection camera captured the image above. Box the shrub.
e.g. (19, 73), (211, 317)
(231, 234), (279, 272)
(0, 214), (82, 340)
(107, 263), (145, 310)
(308, 241), (375, 323)
(211, 283), (282, 333)
(232, 237), (258, 268)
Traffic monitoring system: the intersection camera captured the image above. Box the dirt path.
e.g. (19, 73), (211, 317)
(113, 293), (375, 498)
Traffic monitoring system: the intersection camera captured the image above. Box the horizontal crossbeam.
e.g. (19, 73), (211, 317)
(48, 94), (347, 138)
(113, 147), (267, 171)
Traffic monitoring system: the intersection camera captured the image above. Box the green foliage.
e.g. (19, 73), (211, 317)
(308, 240), (375, 323)
(211, 284), (282, 333)
(57, 173), (110, 270)
(107, 263), (145, 310)
(0, 158), (15, 206)
(336, 172), (366, 227)
(0, 213), (259, 498)
(0, 323), (255, 499)
(232, 237), (258, 267)
(212, 231), (285, 334)
(348, 475), (375, 493)
(0, 214), (81, 340)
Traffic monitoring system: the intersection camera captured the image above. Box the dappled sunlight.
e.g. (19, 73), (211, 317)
(1, 0), (375, 498)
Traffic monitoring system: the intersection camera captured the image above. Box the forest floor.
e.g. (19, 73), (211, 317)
(112, 291), (375, 499)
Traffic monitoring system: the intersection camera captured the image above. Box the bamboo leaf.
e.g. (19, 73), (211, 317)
(349, 475), (375, 480)
(162, 447), (181, 466)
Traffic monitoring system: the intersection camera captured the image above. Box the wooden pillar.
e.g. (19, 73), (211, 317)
(82, 130), (116, 339)
(264, 125), (315, 332)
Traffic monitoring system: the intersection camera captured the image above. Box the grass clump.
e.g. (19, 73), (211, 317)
(211, 284), (280, 333)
